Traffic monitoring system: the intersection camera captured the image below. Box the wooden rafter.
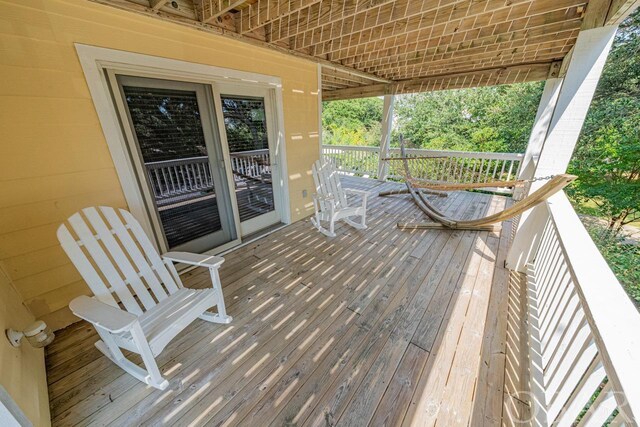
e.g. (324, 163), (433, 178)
(93, 0), (639, 98)
(336, 13), (583, 68)
(149, 0), (170, 11)
(238, 0), (320, 35)
(323, 62), (554, 100)
(201, 0), (247, 23)
(606, 0), (640, 23)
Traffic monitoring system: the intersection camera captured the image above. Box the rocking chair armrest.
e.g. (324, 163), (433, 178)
(313, 194), (336, 203)
(69, 295), (138, 334)
(344, 188), (370, 198)
(162, 251), (225, 269)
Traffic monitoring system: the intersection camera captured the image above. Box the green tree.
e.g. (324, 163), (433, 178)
(322, 97), (383, 146)
(392, 82), (543, 152)
(568, 10), (640, 232)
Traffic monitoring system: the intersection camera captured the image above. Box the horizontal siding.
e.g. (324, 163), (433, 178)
(0, 0), (319, 329)
(0, 262), (51, 426)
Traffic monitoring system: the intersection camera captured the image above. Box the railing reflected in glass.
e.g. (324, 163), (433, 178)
(221, 96), (275, 222)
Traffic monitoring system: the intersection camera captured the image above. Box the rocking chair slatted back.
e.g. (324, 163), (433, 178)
(57, 206), (181, 315)
(312, 160), (348, 209)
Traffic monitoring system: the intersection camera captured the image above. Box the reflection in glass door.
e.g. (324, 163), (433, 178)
(114, 76), (236, 253)
(219, 93), (280, 235)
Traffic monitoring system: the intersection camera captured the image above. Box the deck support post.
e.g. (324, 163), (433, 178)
(513, 77), (563, 200)
(507, 25), (618, 272)
(317, 64), (324, 161)
(377, 95), (394, 181)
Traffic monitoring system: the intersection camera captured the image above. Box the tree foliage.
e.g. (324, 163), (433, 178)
(322, 82), (543, 152)
(568, 10), (640, 232)
(392, 82), (544, 152)
(322, 97), (382, 146)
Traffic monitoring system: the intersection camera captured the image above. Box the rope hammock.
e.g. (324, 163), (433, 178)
(380, 142), (577, 231)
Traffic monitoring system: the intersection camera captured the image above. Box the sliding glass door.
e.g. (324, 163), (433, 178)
(109, 75), (284, 254)
(113, 76), (237, 253)
(216, 85), (282, 236)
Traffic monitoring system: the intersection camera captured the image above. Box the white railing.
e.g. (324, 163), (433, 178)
(321, 145), (523, 194)
(145, 149), (270, 203)
(228, 148), (271, 181)
(145, 156), (213, 203)
(523, 193), (640, 426)
(321, 145), (380, 177)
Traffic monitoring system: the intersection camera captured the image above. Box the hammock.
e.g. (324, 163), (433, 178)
(381, 143), (576, 231)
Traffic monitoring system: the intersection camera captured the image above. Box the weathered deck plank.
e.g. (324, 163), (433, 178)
(45, 176), (523, 427)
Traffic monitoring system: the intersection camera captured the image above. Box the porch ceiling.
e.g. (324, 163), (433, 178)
(93, 0), (638, 99)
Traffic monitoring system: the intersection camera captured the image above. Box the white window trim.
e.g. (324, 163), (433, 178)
(75, 43), (291, 247)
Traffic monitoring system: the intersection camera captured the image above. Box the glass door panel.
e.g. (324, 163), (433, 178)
(219, 93), (280, 235)
(115, 76), (236, 253)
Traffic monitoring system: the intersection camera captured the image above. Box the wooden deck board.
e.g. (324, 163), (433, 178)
(45, 176), (525, 427)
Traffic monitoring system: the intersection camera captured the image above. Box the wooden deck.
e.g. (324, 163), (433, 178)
(45, 176), (529, 426)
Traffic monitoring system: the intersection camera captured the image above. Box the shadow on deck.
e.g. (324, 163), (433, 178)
(45, 176), (530, 426)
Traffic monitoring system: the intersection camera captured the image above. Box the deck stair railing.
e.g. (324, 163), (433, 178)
(321, 145), (523, 195)
(524, 193), (640, 426)
(145, 149), (270, 204)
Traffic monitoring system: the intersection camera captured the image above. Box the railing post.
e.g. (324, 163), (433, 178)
(514, 77), (563, 199)
(505, 202), (551, 272)
(508, 25), (618, 271)
(317, 64), (324, 163)
(377, 95), (394, 181)
(526, 26), (617, 194)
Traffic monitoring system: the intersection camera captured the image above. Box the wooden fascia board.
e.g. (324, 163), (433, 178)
(605, 0), (640, 24)
(323, 63), (554, 101)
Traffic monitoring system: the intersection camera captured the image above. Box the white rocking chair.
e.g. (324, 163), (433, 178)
(311, 160), (369, 237)
(57, 206), (232, 390)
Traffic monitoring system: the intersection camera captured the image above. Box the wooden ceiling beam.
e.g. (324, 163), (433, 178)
(323, 63), (553, 101)
(365, 37), (575, 79)
(149, 0), (170, 11)
(320, 68), (382, 86)
(90, 0), (390, 85)
(384, 49), (570, 80)
(332, 9), (583, 67)
(238, 0), (322, 35)
(321, 74), (374, 88)
(201, 0), (247, 23)
(557, 0), (637, 76)
(282, 0), (461, 49)
(320, 64), (389, 84)
(301, 0), (494, 53)
(344, 23), (580, 72)
(361, 43), (575, 80)
(581, 0), (615, 29)
(606, 0), (640, 24)
(387, 37), (575, 76)
(97, 0), (604, 96)
(269, 0), (396, 44)
(289, 0), (584, 54)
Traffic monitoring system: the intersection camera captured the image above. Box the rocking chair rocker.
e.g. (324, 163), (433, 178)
(311, 160), (369, 237)
(57, 206), (232, 390)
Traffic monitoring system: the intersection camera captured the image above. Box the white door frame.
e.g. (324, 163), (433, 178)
(214, 83), (284, 236)
(108, 74), (239, 252)
(75, 44), (291, 254)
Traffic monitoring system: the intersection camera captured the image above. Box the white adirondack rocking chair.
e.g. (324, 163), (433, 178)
(311, 160), (369, 237)
(57, 206), (232, 390)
